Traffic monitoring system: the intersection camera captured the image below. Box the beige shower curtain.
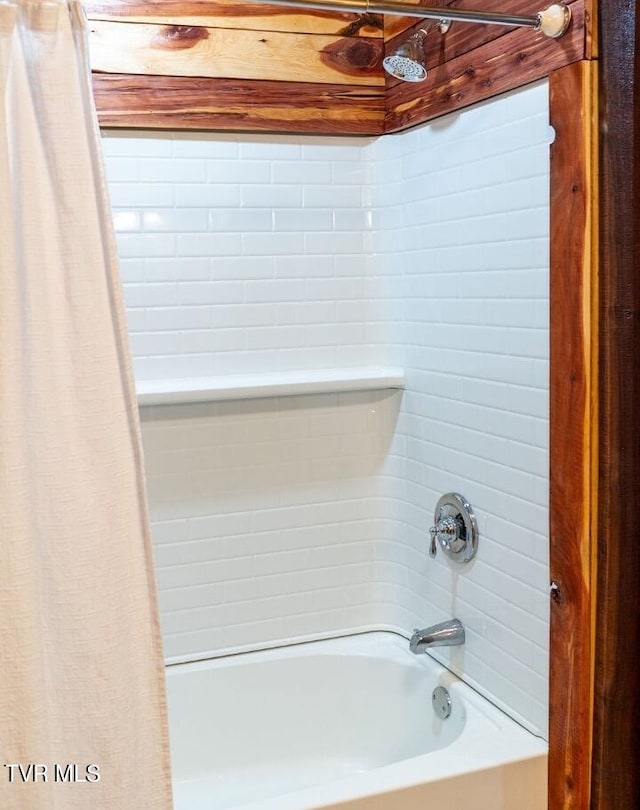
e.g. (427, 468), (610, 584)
(0, 1), (173, 807)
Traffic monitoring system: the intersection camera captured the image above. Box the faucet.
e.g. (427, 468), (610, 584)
(410, 619), (465, 654)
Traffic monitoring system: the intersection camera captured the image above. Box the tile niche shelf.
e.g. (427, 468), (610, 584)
(136, 367), (406, 406)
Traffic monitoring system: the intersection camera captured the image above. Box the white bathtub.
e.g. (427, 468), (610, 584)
(167, 632), (547, 810)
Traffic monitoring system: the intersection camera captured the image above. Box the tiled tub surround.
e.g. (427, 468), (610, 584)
(103, 134), (384, 382)
(141, 389), (403, 661)
(371, 82), (551, 736)
(102, 81), (550, 737)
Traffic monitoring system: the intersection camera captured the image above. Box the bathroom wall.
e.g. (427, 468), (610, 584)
(102, 133), (401, 661)
(102, 133), (384, 381)
(138, 390), (401, 660)
(371, 82), (551, 735)
(102, 80), (550, 735)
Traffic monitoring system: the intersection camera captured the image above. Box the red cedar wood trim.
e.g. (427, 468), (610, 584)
(92, 1), (586, 133)
(384, 0), (586, 133)
(93, 74), (385, 134)
(383, 0), (585, 82)
(548, 60), (597, 810)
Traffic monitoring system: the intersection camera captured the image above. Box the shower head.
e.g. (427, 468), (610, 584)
(382, 33), (428, 83)
(382, 19), (451, 83)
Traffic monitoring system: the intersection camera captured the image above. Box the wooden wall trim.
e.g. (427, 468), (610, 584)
(385, 0), (586, 133)
(591, 2), (640, 808)
(92, 74), (385, 133)
(88, 1), (590, 133)
(548, 59), (598, 810)
(85, 0), (386, 132)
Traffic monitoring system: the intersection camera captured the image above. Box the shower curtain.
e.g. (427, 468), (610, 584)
(0, 1), (173, 807)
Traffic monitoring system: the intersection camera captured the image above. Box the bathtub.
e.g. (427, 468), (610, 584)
(167, 632), (547, 810)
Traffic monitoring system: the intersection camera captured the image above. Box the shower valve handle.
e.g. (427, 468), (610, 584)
(429, 516), (458, 558)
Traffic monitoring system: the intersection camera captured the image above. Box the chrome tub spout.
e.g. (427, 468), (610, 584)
(410, 619), (465, 654)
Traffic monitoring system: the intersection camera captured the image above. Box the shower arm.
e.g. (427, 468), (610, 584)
(248, 0), (572, 38)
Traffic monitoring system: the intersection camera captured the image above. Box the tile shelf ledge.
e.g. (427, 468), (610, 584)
(136, 367), (405, 406)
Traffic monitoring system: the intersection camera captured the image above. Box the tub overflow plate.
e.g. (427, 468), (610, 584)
(432, 686), (452, 720)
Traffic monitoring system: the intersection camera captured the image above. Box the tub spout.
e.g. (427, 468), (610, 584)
(410, 619), (465, 654)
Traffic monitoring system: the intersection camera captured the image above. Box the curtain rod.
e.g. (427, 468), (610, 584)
(250, 1), (572, 38)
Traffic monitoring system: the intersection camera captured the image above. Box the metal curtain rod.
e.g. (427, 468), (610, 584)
(253, 1), (572, 38)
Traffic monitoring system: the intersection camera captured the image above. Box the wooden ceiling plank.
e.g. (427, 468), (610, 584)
(83, 0), (383, 37)
(89, 19), (385, 85)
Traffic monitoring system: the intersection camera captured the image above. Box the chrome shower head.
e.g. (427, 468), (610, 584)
(383, 49), (426, 82)
(383, 19), (451, 84)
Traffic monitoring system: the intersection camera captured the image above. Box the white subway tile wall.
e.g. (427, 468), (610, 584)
(139, 390), (401, 660)
(371, 82), (551, 736)
(102, 80), (550, 736)
(104, 132), (385, 381)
